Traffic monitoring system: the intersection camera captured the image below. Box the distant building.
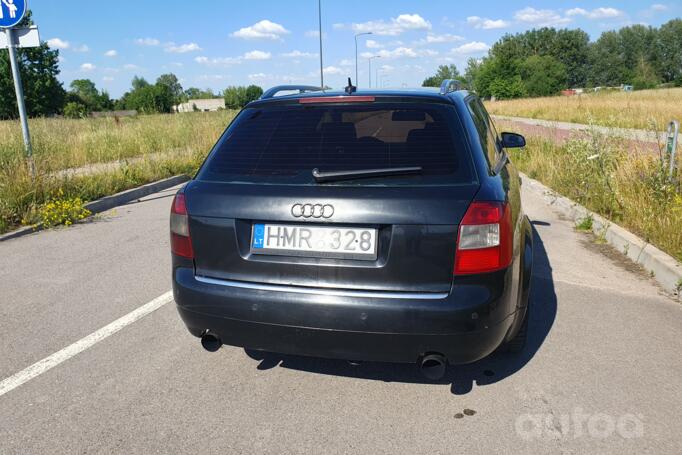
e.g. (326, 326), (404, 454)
(174, 98), (225, 113)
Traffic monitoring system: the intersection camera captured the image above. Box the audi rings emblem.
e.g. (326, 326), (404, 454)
(291, 203), (334, 219)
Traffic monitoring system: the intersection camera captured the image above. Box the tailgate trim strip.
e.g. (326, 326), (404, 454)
(194, 275), (449, 300)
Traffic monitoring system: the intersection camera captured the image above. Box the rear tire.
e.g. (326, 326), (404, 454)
(502, 303), (529, 353)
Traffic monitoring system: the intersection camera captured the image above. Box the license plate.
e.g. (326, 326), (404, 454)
(251, 223), (378, 260)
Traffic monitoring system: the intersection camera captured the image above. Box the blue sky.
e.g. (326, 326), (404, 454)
(25, 0), (681, 97)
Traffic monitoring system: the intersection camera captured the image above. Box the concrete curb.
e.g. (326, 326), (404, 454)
(0, 175), (190, 243)
(521, 173), (682, 300)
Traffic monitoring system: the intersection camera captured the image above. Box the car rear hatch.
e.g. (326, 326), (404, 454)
(186, 97), (479, 293)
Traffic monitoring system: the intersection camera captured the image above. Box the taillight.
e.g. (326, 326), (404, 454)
(454, 201), (512, 275)
(170, 193), (194, 259)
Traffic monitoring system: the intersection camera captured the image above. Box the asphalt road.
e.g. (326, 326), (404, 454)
(0, 184), (680, 454)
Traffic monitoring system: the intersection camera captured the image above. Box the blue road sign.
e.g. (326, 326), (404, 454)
(0, 0), (27, 28)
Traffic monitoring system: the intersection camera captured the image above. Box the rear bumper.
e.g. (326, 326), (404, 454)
(173, 267), (516, 364)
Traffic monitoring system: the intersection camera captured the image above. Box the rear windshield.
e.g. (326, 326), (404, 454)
(198, 102), (475, 186)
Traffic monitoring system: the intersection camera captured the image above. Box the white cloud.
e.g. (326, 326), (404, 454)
(360, 46), (438, 60)
(366, 39), (384, 49)
(73, 44), (90, 53)
(339, 59), (354, 67)
(195, 56), (241, 66)
(123, 64), (140, 70)
(514, 7), (571, 26)
(195, 51), (271, 65)
(452, 41), (490, 55)
(281, 50), (317, 58)
(135, 37), (160, 46)
(323, 66), (344, 75)
(380, 64), (395, 71)
(566, 7), (624, 19)
(466, 16), (510, 30)
(231, 20), (290, 40)
(651, 4), (668, 11)
(165, 42), (202, 53)
(248, 73), (268, 80)
(47, 38), (70, 49)
(423, 33), (465, 43)
(304, 30), (327, 39)
(104, 50), (118, 57)
(102, 76), (114, 82)
(343, 13), (432, 36)
(243, 50), (271, 60)
(80, 63), (96, 72)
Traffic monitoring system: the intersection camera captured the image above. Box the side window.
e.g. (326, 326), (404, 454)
(466, 98), (500, 171)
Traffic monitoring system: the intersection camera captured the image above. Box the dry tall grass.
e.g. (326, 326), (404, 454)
(0, 110), (237, 173)
(0, 111), (236, 233)
(486, 87), (682, 130)
(510, 134), (682, 261)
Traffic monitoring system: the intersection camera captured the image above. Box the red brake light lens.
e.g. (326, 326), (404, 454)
(170, 193), (194, 259)
(454, 201), (512, 275)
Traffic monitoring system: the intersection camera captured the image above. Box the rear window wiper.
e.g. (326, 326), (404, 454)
(312, 166), (423, 183)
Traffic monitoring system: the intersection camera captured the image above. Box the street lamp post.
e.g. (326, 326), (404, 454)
(318, 0), (324, 88)
(368, 55), (380, 88)
(354, 32), (372, 87)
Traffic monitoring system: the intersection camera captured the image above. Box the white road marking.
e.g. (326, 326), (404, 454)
(0, 291), (174, 398)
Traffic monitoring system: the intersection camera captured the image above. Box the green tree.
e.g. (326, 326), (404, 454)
(124, 81), (174, 114)
(156, 73), (183, 104)
(489, 76), (526, 99)
(131, 75), (149, 91)
(657, 19), (682, 84)
(63, 102), (88, 119)
(632, 57), (660, 90)
(67, 79), (114, 112)
(519, 55), (567, 96)
(589, 31), (624, 86)
(464, 58), (482, 91)
(421, 64), (465, 87)
(0, 11), (65, 119)
(224, 86), (248, 109)
(245, 85), (264, 104)
(185, 87), (217, 100)
(551, 29), (590, 88)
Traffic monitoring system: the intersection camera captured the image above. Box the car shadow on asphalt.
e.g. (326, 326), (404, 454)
(244, 223), (557, 395)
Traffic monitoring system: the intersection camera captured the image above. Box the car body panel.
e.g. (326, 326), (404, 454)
(172, 88), (533, 364)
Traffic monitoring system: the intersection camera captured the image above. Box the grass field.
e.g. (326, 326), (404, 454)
(485, 87), (682, 130)
(0, 111), (235, 234)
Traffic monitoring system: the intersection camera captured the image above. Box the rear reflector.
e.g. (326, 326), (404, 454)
(170, 193), (194, 259)
(299, 96), (375, 104)
(455, 201), (512, 275)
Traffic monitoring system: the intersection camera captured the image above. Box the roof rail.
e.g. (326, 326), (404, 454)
(260, 85), (324, 100)
(439, 79), (462, 95)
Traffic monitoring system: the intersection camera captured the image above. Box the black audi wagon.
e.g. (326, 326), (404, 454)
(171, 80), (533, 379)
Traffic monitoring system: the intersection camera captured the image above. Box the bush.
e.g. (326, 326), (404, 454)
(519, 55), (567, 97)
(489, 76), (526, 100)
(63, 102), (88, 119)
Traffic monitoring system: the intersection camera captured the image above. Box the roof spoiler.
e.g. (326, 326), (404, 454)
(260, 85), (324, 100)
(439, 79), (462, 95)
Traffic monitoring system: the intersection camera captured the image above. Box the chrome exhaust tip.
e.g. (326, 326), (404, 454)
(419, 353), (447, 380)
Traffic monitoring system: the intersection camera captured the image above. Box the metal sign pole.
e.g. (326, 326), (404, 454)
(666, 120), (679, 179)
(5, 27), (35, 179)
(317, 0), (323, 89)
